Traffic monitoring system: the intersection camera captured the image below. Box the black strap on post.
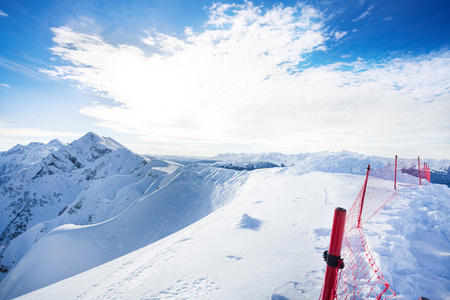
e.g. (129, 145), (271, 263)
(323, 250), (345, 269)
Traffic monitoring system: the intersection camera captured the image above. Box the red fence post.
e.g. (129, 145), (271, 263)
(357, 165), (371, 228)
(418, 157), (422, 186)
(423, 162), (426, 180)
(320, 207), (347, 300)
(394, 155), (397, 190)
(424, 162), (430, 182)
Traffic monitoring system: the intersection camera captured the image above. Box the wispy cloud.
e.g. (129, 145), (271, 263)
(0, 56), (50, 80)
(352, 5), (374, 22)
(334, 31), (347, 40)
(0, 10), (8, 17)
(42, 2), (450, 157)
(0, 83), (11, 88)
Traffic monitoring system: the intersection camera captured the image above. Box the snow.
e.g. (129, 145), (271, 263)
(236, 213), (262, 230)
(0, 163), (247, 299)
(4, 169), (449, 300)
(0, 133), (178, 282)
(0, 134), (449, 299)
(0, 140), (64, 177)
(363, 183), (450, 298)
(5, 169), (360, 299)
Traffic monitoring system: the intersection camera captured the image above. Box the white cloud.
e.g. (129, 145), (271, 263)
(0, 10), (8, 17)
(142, 30), (187, 53)
(1, 83), (11, 88)
(42, 2), (450, 157)
(352, 5), (374, 22)
(334, 31), (347, 40)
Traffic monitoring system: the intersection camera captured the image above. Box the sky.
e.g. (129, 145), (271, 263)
(0, 0), (449, 159)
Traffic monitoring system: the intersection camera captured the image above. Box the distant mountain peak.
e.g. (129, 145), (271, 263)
(81, 132), (103, 142)
(75, 132), (107, 147)
(73, 132), (125, 152)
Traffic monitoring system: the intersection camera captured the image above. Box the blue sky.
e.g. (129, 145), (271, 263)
(0, 0), (449, 158)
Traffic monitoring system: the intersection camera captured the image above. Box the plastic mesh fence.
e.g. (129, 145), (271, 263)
(335, 162), (404, 299)
(320, 157), (428, 299)
(395, 157), (430, 186)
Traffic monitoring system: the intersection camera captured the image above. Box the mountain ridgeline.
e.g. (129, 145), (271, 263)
(0, 133), (169, 276)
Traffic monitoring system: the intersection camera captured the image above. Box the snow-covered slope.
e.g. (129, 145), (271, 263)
(0, 135), (449, 299)
(0, 164), (247, 299)
(6, 169), (450, 300)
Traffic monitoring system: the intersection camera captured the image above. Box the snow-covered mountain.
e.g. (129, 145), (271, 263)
(0, 133), (176, 278)
(0, 134), (449, 299)
(160, 151), (450, 185)
(0, 140), (65, 176)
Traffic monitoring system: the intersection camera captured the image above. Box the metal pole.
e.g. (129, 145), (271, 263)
(320, 207), (347, 300)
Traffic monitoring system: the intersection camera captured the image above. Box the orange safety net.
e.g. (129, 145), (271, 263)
(320, 157), (430, 299)
(334, 165), (398, 299)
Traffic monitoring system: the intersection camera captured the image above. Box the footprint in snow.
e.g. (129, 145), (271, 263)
(227, 255), (243, 261)
(176, 237), (192, 243)
(314, 228), (331, 237)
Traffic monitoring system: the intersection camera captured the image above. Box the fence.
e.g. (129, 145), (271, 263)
(394, 156), (431, 187)
(319, 156), (430, 300)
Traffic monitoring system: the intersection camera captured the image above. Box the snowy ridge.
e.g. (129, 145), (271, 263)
(214, 152), (450, 186)
(215, 151), (390, 175)
(214, 161), (280, 171)
(0, 134), (449, 299)
(156, 151), (450, 174)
